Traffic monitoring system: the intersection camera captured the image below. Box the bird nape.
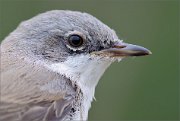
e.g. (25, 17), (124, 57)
(0, 10), (151, 121)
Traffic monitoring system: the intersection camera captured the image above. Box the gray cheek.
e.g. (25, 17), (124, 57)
(33, 37), (70, 62)
(42, 48), (69, 63)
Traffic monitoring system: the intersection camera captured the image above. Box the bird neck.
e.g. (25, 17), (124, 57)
(47, 55), (112, 119)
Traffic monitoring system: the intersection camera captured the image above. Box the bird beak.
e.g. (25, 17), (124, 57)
(92, 41), (152, 57)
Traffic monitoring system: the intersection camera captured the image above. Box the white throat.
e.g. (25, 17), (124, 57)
(47, 54), (114, 119)
(49, 54), (112, 97)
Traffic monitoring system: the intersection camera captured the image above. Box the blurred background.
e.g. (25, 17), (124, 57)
(0, 0), (179, 120)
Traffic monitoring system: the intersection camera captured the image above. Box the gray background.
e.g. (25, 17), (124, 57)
(0, 0), (179, 120)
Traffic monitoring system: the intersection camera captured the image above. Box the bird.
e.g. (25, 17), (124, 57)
(0, 10), (151, 121)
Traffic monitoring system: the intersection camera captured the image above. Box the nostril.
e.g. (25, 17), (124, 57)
(99, 46), (104, 50)
(113, 41), (126, 48)
(104, 40), (107, 44)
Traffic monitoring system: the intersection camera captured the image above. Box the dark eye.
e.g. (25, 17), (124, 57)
(68, 35), (84, 47)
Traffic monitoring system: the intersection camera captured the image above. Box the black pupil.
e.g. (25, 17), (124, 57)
(69, 35), (83, 47)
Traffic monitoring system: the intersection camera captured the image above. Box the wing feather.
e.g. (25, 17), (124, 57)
(0, 52), (76, 121)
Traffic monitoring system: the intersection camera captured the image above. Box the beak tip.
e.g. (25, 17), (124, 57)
(136, 49), (152, 56)
(148, 51), (152, 55)
(144, 49), (152, 55)
(123, 43), (152, 56)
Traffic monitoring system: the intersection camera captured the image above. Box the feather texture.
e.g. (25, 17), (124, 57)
(0, 48), (77, 121)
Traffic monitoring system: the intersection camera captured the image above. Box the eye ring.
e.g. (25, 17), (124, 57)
(68, 34), (84, 48)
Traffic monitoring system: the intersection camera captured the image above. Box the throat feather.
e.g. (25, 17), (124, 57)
(46, 55), (112, 119)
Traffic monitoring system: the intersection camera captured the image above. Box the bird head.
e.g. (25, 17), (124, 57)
(5, 10), (151, 91)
